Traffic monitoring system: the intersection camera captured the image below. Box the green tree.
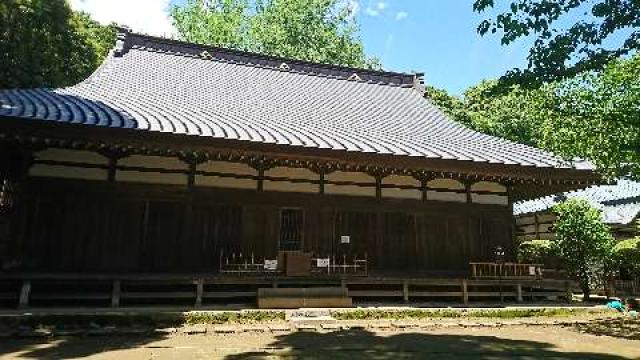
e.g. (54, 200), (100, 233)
(171, 0), (379, 68)
(552, 199), (615, 301)
(424, 81), (549, 148)
(0, 0), (116, 88)
(423, 85), (471, 126)
(473, 0), (640, 85)
(171, 0), (250, 50)
(463, 80), (547, 147)
(540, 55), (640, 178)
(517, 239), (558, 266)
(613, 237), (640, 279)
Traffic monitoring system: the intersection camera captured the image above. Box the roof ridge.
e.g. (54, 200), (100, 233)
(114, 28), (421, 87)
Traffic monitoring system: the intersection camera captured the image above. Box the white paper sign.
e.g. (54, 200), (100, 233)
(264, 259), (278, 271)
(528, 266), (536, 276)
(340, 235), (350, 244)
(317, 258), (330, 268)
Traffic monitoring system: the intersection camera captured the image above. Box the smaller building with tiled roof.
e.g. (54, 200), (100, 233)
(514, 178), (640, 241)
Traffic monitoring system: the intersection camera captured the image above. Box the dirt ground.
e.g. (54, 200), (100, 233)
(1, 323), (639, 360)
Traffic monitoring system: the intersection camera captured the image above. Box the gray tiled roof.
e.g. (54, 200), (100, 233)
(514, 178), (640, 225)
(0, 31), (582, 169)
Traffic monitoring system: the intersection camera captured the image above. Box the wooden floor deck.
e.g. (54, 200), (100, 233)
(0, 273), (575, 309)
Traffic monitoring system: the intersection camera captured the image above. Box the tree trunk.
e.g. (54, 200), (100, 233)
(581, 280), (591, 302)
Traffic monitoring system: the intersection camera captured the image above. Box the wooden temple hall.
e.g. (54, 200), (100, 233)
(0, 30), (599, 307)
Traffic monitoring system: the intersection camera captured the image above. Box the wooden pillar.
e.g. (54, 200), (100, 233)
(462, 279), (469, 305)
(421, 179), (428, 201)
(257, 167), (264, 192)
(107, 156), (118, 182)
(319, 170), (325, 195)
(18, 280), (31, 308)
(187, 161), (197, 189)
(402, 280), (409, 302)
(111, 280), (121, 308)
(195, 278), (204, 308)
(375, 175), (382, 200)
(516, 283), (523, 303)
(465, 181), (473, 204)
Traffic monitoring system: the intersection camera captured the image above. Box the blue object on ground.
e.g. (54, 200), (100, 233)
(607, 300), (625, 312)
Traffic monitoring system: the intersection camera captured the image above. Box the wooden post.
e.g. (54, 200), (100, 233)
(319, 170), (325, 195)
(18, 280), (31, 309)
(111, 280), (121, 308)
(516, 283), (523, 303)
(107, 156), (118, 182)
(421, 179), (428, 201)
(195, 278), (204, 308)
(462, 279), (469, 305)
(257, 167), (264, 192)
(402, 280), (409, 302)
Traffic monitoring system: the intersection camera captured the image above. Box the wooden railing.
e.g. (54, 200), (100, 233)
(611, 279), (640, 296)
(311, 254), (368, 276)
(218, 251), (367, 277)
(219, 251), (280, 275)
(470, 262), (544, 280)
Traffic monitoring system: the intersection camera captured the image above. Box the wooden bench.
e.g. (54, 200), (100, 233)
(257, 287), (352, 309)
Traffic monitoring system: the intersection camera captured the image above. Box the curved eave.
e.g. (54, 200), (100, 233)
(0, 115), (600, 188)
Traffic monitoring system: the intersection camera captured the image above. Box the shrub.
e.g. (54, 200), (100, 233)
(517, 239), (558, 265)
(613, 237), (640, 278)
(553, 199), (615, 300)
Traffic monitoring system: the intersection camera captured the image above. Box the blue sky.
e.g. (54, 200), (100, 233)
(356, 0), (533, 95)
(68, 0), (538, 95)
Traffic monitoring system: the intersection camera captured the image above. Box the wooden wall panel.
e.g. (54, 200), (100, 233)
(6, 178), (515, 274)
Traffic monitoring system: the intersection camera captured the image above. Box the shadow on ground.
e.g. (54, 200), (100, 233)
(574, 318), (640, 340)
(225, 329), (627, 360)
(0, 334), (168, 359)
(0, 326), (633, 359)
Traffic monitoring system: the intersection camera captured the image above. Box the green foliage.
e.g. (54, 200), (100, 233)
(462, 80), (547, 147)
(332, 308), (606, 321)
(517, 239), (557, 265)
(171, 0), (379, 68)
(613, 237), (640, 278)
(423, 86), (471, 126)
(427, 54), (640, 179)
(473, 0), (640, 85)
(552, 198), (615, 299)
(184, 310), (285, 325)
(0, 0), (116, 88)
(171, 0), (250, 50)
(540, 55), (640, 178)
(424, 80), (549, 148)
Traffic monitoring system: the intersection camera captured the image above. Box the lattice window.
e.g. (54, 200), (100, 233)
(279, 208), (303, 251)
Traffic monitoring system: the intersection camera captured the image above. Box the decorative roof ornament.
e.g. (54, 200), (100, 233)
(347, 73), (362, 81)
(279, 62), (290, 71)
(113, 26), (132, 57)
(200, 50), (213, 60)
